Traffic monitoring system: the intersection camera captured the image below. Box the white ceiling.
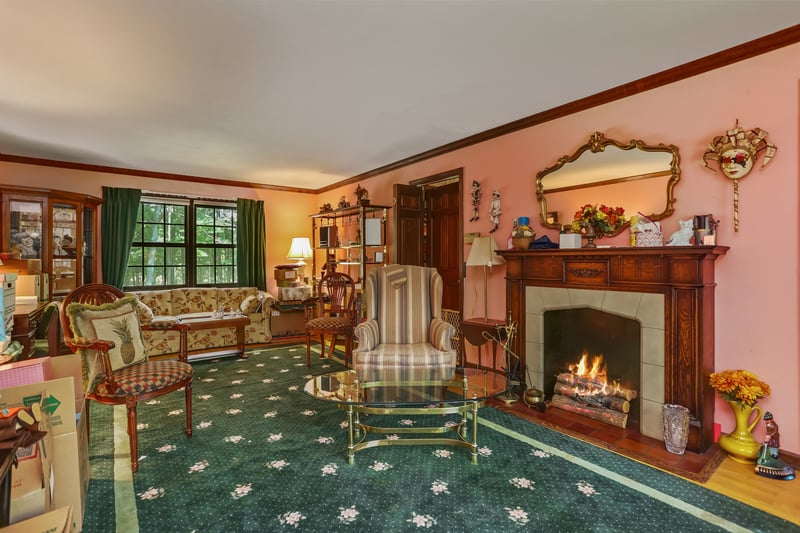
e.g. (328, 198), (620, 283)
(1, 1), (798, 191)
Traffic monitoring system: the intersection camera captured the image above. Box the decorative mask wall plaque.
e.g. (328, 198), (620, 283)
(702, 120), (777, 231)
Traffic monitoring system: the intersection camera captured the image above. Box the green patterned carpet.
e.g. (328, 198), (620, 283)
(81, 344), (797, 532)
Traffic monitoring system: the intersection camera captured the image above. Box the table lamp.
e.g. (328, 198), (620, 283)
(466, 236), (504, 322)
(286, 237), (313, 280)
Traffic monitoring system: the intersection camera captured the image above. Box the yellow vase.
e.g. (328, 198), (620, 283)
(717, 401), (762, 464)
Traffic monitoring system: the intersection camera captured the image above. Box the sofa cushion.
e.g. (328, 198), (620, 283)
(133, 290), (173, 316)
(174, 288), (218, 314)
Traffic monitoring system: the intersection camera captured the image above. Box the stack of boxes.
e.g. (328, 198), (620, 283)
(271, 265), (311, 338)
(0, 355), (90, 531)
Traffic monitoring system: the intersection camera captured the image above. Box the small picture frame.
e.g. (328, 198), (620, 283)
(546, 211), (559, 225)
(374, 252), (384, 263)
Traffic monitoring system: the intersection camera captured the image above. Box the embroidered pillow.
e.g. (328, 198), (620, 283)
(67, 296), (148, 376)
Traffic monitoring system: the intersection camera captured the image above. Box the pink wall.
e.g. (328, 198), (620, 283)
(2, 42), (797, 453)
(322, 43), (800, 453)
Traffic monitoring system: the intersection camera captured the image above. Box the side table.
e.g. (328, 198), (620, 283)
(460, 317), (507, 372)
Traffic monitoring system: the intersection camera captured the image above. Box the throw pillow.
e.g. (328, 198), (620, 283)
(240, 294), (261, 315)
(67, 296), (148, 379)
(135, 298), (155, 325)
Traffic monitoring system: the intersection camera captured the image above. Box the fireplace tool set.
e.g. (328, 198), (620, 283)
(479, 320), (543, 409)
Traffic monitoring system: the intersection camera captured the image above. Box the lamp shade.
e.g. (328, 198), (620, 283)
(466, 236), (504, 267)
(286, 237), (313, 262)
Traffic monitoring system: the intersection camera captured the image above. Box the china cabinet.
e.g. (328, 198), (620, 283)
(0, 186), (101, 300)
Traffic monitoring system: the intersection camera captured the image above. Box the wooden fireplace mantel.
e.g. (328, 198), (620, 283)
(496, 245), (728, 453)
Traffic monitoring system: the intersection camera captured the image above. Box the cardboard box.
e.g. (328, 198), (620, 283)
(274, 267), (298, 282)
(270, 308), (307, 337)
(2, 505), (74, 533)
(0, 357), (53, 389)
(1, 355), (88, 531)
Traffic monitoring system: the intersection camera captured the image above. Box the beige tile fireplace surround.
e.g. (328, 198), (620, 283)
(525, 286), (665, 441)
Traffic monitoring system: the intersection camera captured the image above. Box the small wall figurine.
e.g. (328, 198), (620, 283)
(489, 189), (501, 233)
(470, 180), (482, 222)
(666, 219), (693, 246)
(702, 120), (777, 232)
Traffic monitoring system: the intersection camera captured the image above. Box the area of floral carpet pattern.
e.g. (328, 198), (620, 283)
(81, 344), (797, 532)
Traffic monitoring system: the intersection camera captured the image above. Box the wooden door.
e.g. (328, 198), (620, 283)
(426, 181), (461, 311)
(393, 184), (424, 266)
(393, 175), (462, 313)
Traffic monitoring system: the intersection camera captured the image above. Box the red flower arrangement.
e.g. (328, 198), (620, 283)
(570, 204), (627, 235)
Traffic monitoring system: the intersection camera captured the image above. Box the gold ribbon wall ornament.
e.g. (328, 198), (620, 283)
(702, 120), (777, 232)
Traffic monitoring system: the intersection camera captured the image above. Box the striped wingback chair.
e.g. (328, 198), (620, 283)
(353, 265), (457, 381)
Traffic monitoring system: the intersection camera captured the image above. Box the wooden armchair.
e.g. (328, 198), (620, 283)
(60, 283), (192, 472)
(304, 272), (357, 367)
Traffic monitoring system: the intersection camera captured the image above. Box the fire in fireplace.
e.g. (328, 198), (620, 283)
(543, 307), (641, 429)
(550, 352), (638, 428)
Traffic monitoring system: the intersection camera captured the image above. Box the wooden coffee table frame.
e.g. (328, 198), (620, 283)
(180, 314), (251, 361)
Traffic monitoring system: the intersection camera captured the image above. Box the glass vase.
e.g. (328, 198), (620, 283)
(662, 404), (690, 455)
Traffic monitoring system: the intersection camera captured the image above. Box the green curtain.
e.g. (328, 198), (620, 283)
(101, 187), (141, 289)
(236, 198), (267, 290)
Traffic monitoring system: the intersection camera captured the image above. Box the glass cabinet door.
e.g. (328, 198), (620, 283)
(51, 203), (79, 297)
(8, 199), (44, 260)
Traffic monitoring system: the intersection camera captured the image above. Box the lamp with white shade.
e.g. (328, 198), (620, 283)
(286, 237), (313, 279)
(465, 235), (504, 322)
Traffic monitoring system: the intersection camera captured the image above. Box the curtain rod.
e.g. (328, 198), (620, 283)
(142, 190), (237, 203)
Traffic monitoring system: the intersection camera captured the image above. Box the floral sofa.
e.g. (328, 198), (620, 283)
(126, 287), (274, 357)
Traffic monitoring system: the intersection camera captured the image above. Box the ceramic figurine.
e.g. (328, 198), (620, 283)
(470, 180), (482, 221)
(755, 412), (795, 480)
(489, 189), (501, 233)
(666, 219), (693, 246)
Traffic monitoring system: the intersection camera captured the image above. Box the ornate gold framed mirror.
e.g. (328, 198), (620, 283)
(536, 132), (681, 235)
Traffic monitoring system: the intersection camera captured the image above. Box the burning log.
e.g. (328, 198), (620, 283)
(553, 382), (630, 413)
(556, 372), (638, 401)
(550, 394), (629, 429)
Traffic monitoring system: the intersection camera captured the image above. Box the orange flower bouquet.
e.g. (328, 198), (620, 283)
(708, 369), (770, 407)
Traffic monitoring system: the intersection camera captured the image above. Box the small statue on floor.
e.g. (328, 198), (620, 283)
(755, 412), (795, 480)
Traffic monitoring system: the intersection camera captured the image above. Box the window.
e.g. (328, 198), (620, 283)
(124, 197), (237, 290)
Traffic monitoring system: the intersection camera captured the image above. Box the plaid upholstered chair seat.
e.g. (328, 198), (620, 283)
(306, 315), (351, 331)
(353, 265), (457, 379)
(94, 360), (194, 396)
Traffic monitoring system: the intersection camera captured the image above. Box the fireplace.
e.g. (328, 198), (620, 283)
(496, 246), (727, 453)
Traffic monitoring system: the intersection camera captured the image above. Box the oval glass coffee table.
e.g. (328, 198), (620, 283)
(304, 367), (509, 464)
